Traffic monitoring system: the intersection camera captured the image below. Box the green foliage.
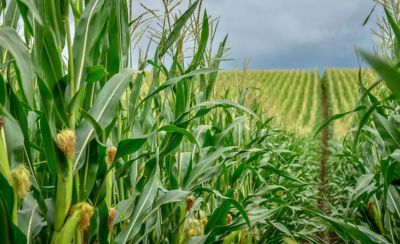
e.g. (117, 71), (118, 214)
(0, 1), (326, 243)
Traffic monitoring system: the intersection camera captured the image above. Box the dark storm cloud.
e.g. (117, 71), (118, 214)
(202, 0), (376, 69)
(134, 0), (377, 69)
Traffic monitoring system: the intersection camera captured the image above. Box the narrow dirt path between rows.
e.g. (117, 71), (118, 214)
(319, 78), (333, 243)
(319, 79), (330, 213)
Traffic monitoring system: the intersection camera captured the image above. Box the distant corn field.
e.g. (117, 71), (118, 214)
(215, 69), (377, 137)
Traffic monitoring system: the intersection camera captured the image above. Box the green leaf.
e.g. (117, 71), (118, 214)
(359, 50), (400, 99)
(352, 103), (379, 152)
(115, 167), (159, 244)
(0, 189), (13, 244)
(390, 149), (400, 161)
(39, 115), (59, 176)
(79, 141), (101, 201)
(231, 161), (247, 185)
(225, 198), (251, 229)
(96, 201), (110, 243)
(139, 68), (217, 105)
(373, 112), (400, 150)
(388, 154), (400, 186)
(216, 117), (246, 145)
(115, 137), (147, 160)
(197, 188), (251, 232)
(115, 153), (151, 179)
(178, 99), (260, 123)
(159, 1), (199, 57)
(205, 200), (230, 233)
(67, 87), (85, 116)
(80, 110), (103, 138)
(105, 0), (129, 75)
(205, 36), (227, 100)
(128, 68), (145, 125)
(0, 173), (27, 244)
(74, 69), (134, 172)
(0, 75), (5, 105)
(262, 163), (304, 183)
(16, 0), (43, 35)
(187, 11), (209, 72)
(271, 222), (293, 238)
(115, 197), (136, 223)
(85, 65), (108, 83)
(362, 5), (376, 26)
(184, 147), (232, 190)
(153, 189), (190, 209)
(386, 185), (400, 219)
(314, 105), (366, 137)
(307, 209), (389, 243)
(385, 8), (400, 46)
(188, 235), (209, 244)
(0, 106), (25, 167)
(73, 0), (106, 89)
(60, 0), (69, 17)
(3, 1), (20, 29)
(0, 27), (34, 107)
(351, 174), (375, 202)
(17, 195), (42, 239)
(0, 173), (13, 213)
(158, 124), (199, 147)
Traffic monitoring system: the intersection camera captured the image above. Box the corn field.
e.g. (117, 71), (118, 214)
(0, 0), (400, 243)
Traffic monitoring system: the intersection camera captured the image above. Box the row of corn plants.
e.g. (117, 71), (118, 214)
(302, 69), (321, 131)
(0, 0), (331, 243)
(319, 1), (400, 242)
(293, 70), (311, 128)
(217, 69), (323, 136)
(285, 70), (311, 134)
(281, 71), (306, 116)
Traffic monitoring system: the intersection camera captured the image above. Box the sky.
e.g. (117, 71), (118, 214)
(135, 0), (378, 70)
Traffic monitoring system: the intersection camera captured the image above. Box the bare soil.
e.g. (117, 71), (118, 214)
(319, 79), (339, 243)
(319, 79), (330, 213)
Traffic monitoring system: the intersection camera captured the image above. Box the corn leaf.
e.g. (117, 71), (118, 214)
(74, 69), (134, 172)
(0, 27), (34, 107)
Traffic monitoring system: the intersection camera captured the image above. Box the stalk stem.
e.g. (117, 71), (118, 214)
(105, 171), (112, 207)
(118, 178), (124, 201)
(0, 121), (10, 178)
(49, 1), (63, 58)
(64, 15), (76, 129)
(12, 192), (18, 224)
(54, 160), (73, 231)
(52, 208), (81, 244)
